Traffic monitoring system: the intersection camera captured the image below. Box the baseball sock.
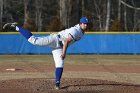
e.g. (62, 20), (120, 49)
(16, 26), (32, 39)
(55, 67), (63, 84)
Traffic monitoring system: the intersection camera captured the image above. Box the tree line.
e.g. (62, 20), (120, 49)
(0, 0), (140, 32)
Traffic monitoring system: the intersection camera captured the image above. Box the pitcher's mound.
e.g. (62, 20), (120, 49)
(0, 78), (139, 93)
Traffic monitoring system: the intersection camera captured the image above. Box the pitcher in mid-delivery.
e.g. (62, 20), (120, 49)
(3, 17), (89, 89)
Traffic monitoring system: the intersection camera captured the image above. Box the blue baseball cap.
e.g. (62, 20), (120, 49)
(80, 17), (89, 24)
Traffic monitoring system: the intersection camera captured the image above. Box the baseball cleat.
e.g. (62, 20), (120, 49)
(55, 85), (60, 90)
(3, 22), (18, 31)
(55, 81), (60, 90)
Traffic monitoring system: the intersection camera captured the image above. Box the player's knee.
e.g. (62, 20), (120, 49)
(28, 36), (40, 45)
(55, 61), (64, 68)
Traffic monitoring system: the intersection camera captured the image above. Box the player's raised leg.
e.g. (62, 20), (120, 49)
(3, 22), (55, 47)
(16, 26), (33, 39)
(3, 22), (32, 39)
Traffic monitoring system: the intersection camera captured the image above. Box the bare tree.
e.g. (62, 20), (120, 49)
(131, 0), (140, 31)
(59, 0), (72, 28)
(82, 0), (85, 16)
(0, 0), (4, 31)
(105, 0), (111, 31)
(121, 0), (140, 31)
(35, 0), (43, 32)
(23, 0), (30, 26)
(118, 0), (121, 21)
(124, 3), (128, 31)
(93, 0), (105, 31)
(1, 0), (140, 32)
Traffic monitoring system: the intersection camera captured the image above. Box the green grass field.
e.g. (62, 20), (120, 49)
(0, 55), (140, 65)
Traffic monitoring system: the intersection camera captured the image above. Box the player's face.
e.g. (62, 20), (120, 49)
(80, 23), (88, 31)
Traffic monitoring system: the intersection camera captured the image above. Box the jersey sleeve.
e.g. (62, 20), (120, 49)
(67, 28), (79, 41)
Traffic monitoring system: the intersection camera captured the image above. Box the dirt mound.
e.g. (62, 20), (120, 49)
(0, 78), (140, 93)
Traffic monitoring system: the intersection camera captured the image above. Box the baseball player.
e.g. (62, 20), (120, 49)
(3, 17), (89, 89)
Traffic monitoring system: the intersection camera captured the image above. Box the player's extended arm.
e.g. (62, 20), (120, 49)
(61, 37), (72, 60)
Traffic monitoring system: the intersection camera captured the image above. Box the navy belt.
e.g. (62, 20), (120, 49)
(58, 34), (61, 38)
(57, 34), (63, 47)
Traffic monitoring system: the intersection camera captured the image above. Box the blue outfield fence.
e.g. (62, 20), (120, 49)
(0, 32), (140, 54)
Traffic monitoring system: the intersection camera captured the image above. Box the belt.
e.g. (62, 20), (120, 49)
(58, 34), (61, 39)
(57, 34), (63, 47)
